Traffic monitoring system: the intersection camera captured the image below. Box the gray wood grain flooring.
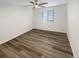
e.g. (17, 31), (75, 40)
(0, 29), (73, 58)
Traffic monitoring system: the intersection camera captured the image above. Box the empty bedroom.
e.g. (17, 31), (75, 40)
(0, 0), (79, 58)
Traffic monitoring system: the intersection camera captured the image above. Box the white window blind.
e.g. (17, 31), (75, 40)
(42, 8), (55, 22)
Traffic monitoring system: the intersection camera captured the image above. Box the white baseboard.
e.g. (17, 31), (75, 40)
(0, 29), (32, 45)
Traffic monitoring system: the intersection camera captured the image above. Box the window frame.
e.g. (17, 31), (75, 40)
(42, 8), (55, 22)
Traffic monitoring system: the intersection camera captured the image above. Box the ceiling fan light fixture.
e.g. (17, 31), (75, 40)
(35, 5), (40, 8)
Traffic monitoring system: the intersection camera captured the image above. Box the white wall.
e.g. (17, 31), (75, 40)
(67, 0), (79, 57)
(34, 4), (67, 33)
(0, 4), (33, 44)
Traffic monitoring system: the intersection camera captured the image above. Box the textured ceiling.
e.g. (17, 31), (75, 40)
(0, 0), (67, 7)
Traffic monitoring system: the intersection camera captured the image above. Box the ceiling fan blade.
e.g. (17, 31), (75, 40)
(34, 0), (38, 2)
(39, 3), (48, 6)
(30, 1), (34, 4)
(24, 5), (33, 7)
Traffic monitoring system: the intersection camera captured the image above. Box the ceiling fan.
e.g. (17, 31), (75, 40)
(24, 0), (48, 8)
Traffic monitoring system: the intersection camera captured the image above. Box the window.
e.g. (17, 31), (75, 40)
(42, 9), (55, 22)
(42, 10), (48, 21)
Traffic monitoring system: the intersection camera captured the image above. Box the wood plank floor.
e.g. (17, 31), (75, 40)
(0, 29), (73, 58)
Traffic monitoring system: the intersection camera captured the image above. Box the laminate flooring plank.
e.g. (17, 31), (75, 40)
(0, 29), (73, 58)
